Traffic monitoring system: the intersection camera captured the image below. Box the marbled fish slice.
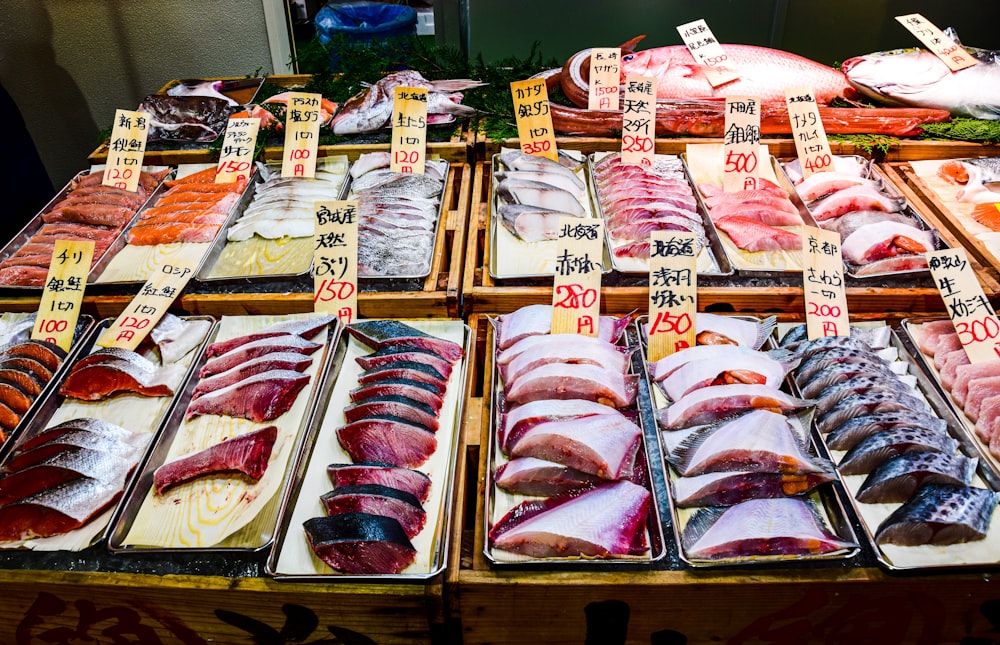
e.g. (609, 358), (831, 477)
(838, 427), (959, 476)
(875, 483), (998, 546)
(857, 452), (978, 504)
(825, 410), (949, 451)
(817, 390), (931, 434)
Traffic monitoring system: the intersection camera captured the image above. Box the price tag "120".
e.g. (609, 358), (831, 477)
(313, 200), (358, 325)
(216, 117), (260, 184)
(927, 247), (1000, 364)
(511, 78), (558, 162)
(390, 86), (428, 174)
(31, 240), (94, 352)
(621, 75), (657, 167)
(103, 109), (149, 193)
(647, 231), (698, 362)
(281, 92), (323, 179)
(552, 217), (603, 336)
(784, 87), (833, 179)
(588, 47), (621, 111)
(802, 227), (849, 339)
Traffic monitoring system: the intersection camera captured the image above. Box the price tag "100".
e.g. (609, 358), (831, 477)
(31, 240), (94, 352)
(927, 247), (1000, 364)
(281, 92), (323, 179)
(313, 200), (359, 325)
(551, 217), (603, 336)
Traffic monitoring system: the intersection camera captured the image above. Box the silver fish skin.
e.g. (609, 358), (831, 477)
(795, 347), (889, 385)
(825, 410), (949, 451)
(813, 376), (913, 416)
(875, 483), (998, 546)
(498, 150), (583, 177)
(784, 334), (879, 360)
(838, 427), (959, 476)
(817, 390), (931, 435)
(496, 179), (586, 217)
(359, 174), (443, 200)
(497, 203), (567, 242)
(800, 361), (900, 399)
(824, 210), (915, 241)
(842, 46), (1000, 119)
(856, 451), (977, 504)
(331, 84), (393, 135)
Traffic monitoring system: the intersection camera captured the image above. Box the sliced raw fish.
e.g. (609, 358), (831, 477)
(853, 255), (929, 276)
(501, 338), (630, 388)
(357, 361), (447, 390)
(695, 313), (775, 349)
(0, 401), (21, 435)
(824, 210), (913, 240)
(709, 202), (803, 227)
(304, 512), (416, 574)
(504, 362), (638, 408)
(494, 305), (630, 350)
(0, 366), (44, 397)
(192, 352), (314, 398)
(857, 451), (977, 504)
(355, 346), (454, 379)
(838, 427), (959, 475)
(320, 484), (426, 539)
(0, 356), (52, 384)
(499, 400), (625, 454)
(0, 447), (133, 506)
(809, 185), (905, 221)
(875, 483), (998, 546)
(489, 480), (650, 558)
(826, 410), (948, 451)
(343, 395), (439, 433)
(784, 334), (879, 360)
(498, 150), (582, 180)
(494, 170), (584, 194)
(816, 390), (930, 434)
(205, 315), (334, 358)
(658, 350), (791, 401)
(840, 221), (933, 264)
(497, 179), (585, 217)
(185, 370), (310, 422)
(348, 379), (443, 414)
(497, 203), (567, 242)
(497, 333), (628, 368)
(152, 425), (277, 495)
(0, 476), (124, 542)
(494, 457), (604, 497)
(795, 347), (889, 384)
(799, 361), (899, 399)
(672, 469), (837, 508)
(59, 352), (183, 401)
(813, 376), (914, 416)
(5, 432), (143, 473)
(714, 216), (802, 252)
(963, 376), (1000, 423)
(796, 171), (881, 202)
(347, 320), (463, 363)
(660, 385), (813, 430)
(150, 314), (212, 364)
(681, 498), (855, 559)
(199, 336), (321, 378)
(912, 320), (959, 356)
(327, 462), (431, 504)
(507, 413), (642, 479)
(952, 361), (1000, 408)
(226, 218), (313, 241)
(20, 418), (135, 452)
(649, 345), (793, 383)
(0, 381), (33, 414)
(3, 340), (66, 372)
(337, 418), (437, 469)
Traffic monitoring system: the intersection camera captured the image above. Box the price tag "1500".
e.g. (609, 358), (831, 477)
(511, 78), (559, 162)
(551, 217), (603, 336)
(31, 240), (94, 352)
(313, 200), (358, 325)
(588, 47), (621, 111)
(927, 247), (1000, 364)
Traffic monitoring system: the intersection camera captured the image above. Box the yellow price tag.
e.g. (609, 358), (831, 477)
(784, 87), (833, 180)
(621, 75), (658, 167)
(216, 117), (260, 184)
(896, 14), (978, 72)
(281, 92), (323, 179)
(588, 48), (621, 111)
(723, 96), (761, 193)
(102, 109), (149, 193)
(551, 217), (603, 336)
(313, 200), (359, 326)
(647, 231), (698, 362)
(390, 86), (428, 174)
(802, 227), (850, 339)
(511, 78), (558, 162)
(927, 247), (1000, 364)
(31, 240), (94, 352)
(677, 19), (740, 87)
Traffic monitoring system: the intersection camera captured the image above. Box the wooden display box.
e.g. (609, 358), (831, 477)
(447, 314), (1000, 645)
(462, 161), (966, 316)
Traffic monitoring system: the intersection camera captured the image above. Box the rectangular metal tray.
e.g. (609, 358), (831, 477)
(108, 313), (341, 554)
(588, 151), (733, 278)
(640, 316), (860, 568)
(267, 319), (470, 581)
(482, 318), (667, 567)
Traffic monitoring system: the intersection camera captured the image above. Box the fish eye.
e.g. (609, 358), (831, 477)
(622, 54), (635, 62)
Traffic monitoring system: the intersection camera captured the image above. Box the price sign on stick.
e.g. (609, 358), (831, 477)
(551, 217), (603, 336)
(647, 231), (698, 362)
(390, 86), (428, 174)
(31, 240), (94, 352)
(784, 87), (833, 179)
(281, 92), (323, 179)
(313, 200), (359, 325)
(102, 109), (149, 193)
(723, 96), (761, 193)
(215, 117), (260, 184)
(97, 254), (199, 350)
(896, 14), (977, 71)
(677, 19), (740, 87)
(588, 48), (621, 111)
(927, 247), (1000, 364)
(802, 227), (850, 339)
(621, 75), (657, 167)
(511, 78), (558, 162)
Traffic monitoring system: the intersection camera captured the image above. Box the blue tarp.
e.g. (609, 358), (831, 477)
(315, 2), (417, 45)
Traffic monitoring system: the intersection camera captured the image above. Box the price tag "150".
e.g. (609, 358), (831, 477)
(647, 231), (698, 362)
(621, 75), (657, 166)
(784, 87), (833, 179)
(97, 255), (199, 350)
(723, 96), (761, 193)
(552, 217), (603, 336)
(802, 227), (849, 339)
(103, 109), (149, 193)
(588, 47), (621, 111)
(927, 247), (1000, 364)
(216, 117), (260, 184)
(281, 92), (323, 179)
(511, 78), (558, 162)
(313, 200), (358, 325)
(390, 86), (428, 174)
(31, 240), (94, 352)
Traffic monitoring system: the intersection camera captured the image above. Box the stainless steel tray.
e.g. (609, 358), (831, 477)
(108, 313), (341, 554)
(483, 319), (667, 567)
(267, 319), (469, 581)
(641, 316), (860, 568)
(589, 151), (733, 278)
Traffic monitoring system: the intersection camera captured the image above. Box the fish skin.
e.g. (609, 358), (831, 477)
(809, 186), (905, 221)
(504, 362), (639, 408)
(327, 462), (431, 504)
(494, 457), (604, 497)
(357, 361), (448, 390)
(499, 400), (626, 455)
(347, 321), (463, 363)
(152, 425), (277, 495)
(658, 350), (791, 401)
(320, 483), (426, 539)
(799, 361), (899, 399)
(795, 347), (888, 385)
(813, 377), (913, 416)
(823, 210), (914, 241)
(826, 410), (949, 451)
(796, 172), (881, 202)
(199, 336), (321, 378)
(660, 384), (813, 430)
(497, 203), (568, 242)
(0, 446), (133, 506)
(5, 432), (143, 474)
(838, 427), (959, 476)
(695, 313), (775, 350)
(495, 305), (630, 350)
(857, 451), (977, 504)
(304, 512), (416, 574)
(355, 347), (454, 380)
(507, 413), (642, 479)
(497, 179), (586, 217)
(875, 483), (998, 546)
(343, 394), (440, 433)
(0, 476), (124, 542)
(817, 390), (931, 435)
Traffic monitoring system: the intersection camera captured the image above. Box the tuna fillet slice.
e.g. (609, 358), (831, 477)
(327, 462), (431, 504)
(320, 484), (426, 539)
(153, 425), (277, 494)
(304, 512), (416, 574)
(337, 418), (437, 469)
(185, 370), (310, 422)
(347, 320), (463, 363)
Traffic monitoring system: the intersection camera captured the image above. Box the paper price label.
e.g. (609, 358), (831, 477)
(621, 75), (658, 166)
(551, 217), (603, 336)
(511, 78), (558, 162)
(281, 92), (323, 179)
(216, 117), (260, 184)
(802, 227), (850, 339)
(390, 86), (428, 174)
(723, 96), (761, 193)
(647, 231), (698, 362)
(896, 14), (977, 72)
(31, 240), (94, 352)
(927, 248), (1000, 364)
(102, 109), (149, 193)
(97, 255), (199, 350)
(313, 200), (359, 325)
(784, 87), (833, 179)
(588, 48), (621, 111)
(677, 19), (739, 87)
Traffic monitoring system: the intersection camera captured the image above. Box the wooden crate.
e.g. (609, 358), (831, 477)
(448, 314), (1000, 645)
(462, 161), (962, 316)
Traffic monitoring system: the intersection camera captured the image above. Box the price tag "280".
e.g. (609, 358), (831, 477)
(551, 217), (603, 336)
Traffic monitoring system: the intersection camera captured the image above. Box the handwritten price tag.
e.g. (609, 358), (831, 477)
(281, 92), (323, 179)
(31, 240), (94, 352)
(927, 247), (1000, 364)
(313, 200), (358, 325)
(677, 18), (739, 87)
(648, 231), (698, 362)
(551, 217), (603, 336)
(216, 117), (260, 184)
(102, 109), (149, 193)
(390, 86), (428, 174)
(802, 227), (850, 339)
(896, 13), (977, 72)
(723, 96), (761, 193)
(511, 78), (558, 162)
(588, 48), (621, 111)
(97, 256), (198, 350)
(784, 87), (833, 179)
(621, 75), (657, 166)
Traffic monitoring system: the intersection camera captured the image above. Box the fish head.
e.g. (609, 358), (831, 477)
(620, 48), (676, 80)
(842, 48), (950, 105)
